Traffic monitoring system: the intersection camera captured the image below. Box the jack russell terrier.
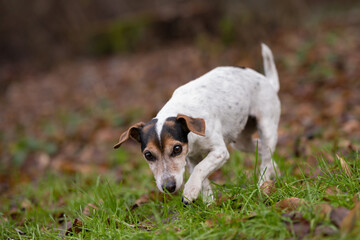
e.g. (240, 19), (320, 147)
(114, 44), (280, 204)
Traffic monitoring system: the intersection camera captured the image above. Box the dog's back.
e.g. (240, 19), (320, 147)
(156, 66), (279, 145)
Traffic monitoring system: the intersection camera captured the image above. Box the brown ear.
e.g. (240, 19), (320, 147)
(114, 122), (145, 149)
(176, 114), (206, 136)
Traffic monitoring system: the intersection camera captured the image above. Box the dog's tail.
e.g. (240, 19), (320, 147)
(261, 43), (279, 92)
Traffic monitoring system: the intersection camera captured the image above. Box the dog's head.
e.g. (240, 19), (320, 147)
(114, 114), (205, 193)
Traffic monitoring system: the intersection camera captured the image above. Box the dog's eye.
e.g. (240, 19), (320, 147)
(144, 151), (155, 161)
(172, 145), (182, 156)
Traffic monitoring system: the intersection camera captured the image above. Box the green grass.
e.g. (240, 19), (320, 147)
(1, 149), (359, 239)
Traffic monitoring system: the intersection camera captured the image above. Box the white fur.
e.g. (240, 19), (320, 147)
(155, 44), (280, 203)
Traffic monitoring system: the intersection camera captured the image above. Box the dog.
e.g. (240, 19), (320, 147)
(114, 43), (280, 204)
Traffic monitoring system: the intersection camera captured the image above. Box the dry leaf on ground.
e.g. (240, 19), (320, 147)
(282, 212), (310, 239)
(65, 218), (83, 235)
(83, 203), (98, 216)
(340, 202), (360, 234)
(260, 180), (276, 196)
(315, 202), (333, 218)
(325, 186), (341, 195)
(330, 207), (350, 228)
(336, 154), (352, 177)
(205, 212), (256, 228)
(275, 197), (306, 212)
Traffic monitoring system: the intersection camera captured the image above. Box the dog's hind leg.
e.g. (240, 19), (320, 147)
(257, 114), (280, 185)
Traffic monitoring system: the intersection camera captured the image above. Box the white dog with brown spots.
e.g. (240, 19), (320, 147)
(114, 43), (280, 204)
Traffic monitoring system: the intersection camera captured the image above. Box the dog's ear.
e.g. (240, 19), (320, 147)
(114, 122), (145, 149)
(176, 114), (205, 136)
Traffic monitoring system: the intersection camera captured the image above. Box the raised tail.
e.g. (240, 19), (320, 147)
(261, 43), (279, 92)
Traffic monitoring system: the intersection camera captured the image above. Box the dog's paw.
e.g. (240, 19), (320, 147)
(183, 182), (202, 204)
(181, 196), (195, 206)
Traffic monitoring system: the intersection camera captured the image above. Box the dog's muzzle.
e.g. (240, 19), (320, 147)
(161, 177), (176, 193)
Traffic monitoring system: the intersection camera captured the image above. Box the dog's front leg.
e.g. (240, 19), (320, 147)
(187, 155), (214, 203)
(183, 147), (229, 204)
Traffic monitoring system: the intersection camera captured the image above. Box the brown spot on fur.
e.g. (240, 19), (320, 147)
(142, 121), (156, 135)
(164, 120), (176, 127)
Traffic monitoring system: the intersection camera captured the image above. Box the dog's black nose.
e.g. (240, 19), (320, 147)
(162, 177), (176, 193)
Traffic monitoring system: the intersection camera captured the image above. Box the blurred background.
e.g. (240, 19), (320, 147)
(0, 0), (360, 195)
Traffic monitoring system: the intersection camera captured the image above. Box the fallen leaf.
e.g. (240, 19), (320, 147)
(315, 202), (333, 218)
(325, 186), (341, 195)
(66, 218), (83, 235)
(330, 207), (350, 228)
(205, 218), (215, 228)
(260, 180), (276, 196)
(336, 154), (352, 177)
(57, 220), (72, 236)
(282, 212), (310, 239)
(275, 197), (306, 212)
(216, 193), (232, 205)
(340, 202), (360, 234)
(209, 169), (226, 185)
(83, 203), (98, 216)
(205, 212), (255, 228)
(131, 193), (151, 210)
(215, 192), (240, 206)
(322, 152), (335, 163)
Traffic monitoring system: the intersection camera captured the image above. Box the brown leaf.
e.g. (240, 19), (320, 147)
(260, 180), (276, 196)
(205, 218), (215, 228)
(282, 212), (310, 239)
(66, 218), (83, 235)
(330, 207), (350, 228)
(315, 202), (333, 218)
(209, 169), (226, 185)
(83, 203), (98, 216)
(340, 202), (360, 234)
(275, 197), (306, 212)
(204, 213), (241, 228)
(336, 154), (352, 177)
(131, 193), (151, 210)
(325, 186), (341, 195)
